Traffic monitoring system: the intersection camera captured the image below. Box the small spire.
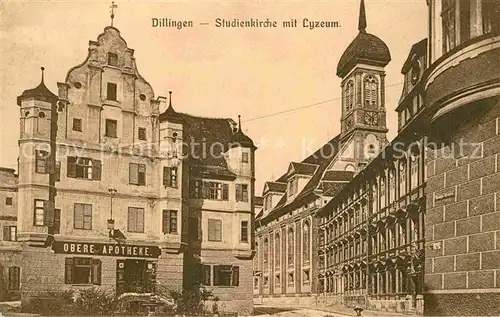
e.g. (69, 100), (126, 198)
(110, 1), (118, 27)
(169, 91), (172, 108)
(41, 67), (45, 83)
(238, 115), (242, 132)
(358, 0), (367, 33)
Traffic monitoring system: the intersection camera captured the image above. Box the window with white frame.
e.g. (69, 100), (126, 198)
(74, 203), (92, 230)
(364, 76), (378, 107)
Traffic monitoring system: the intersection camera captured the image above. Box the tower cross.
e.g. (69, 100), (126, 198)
(110, 1), (118, 27)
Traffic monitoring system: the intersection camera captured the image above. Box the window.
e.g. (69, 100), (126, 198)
(483, 0), (500, 34)
(287, 228), (294, 266)
(288, 272), (294, 285)
(34, 199), (45, 226)
(74, 203), (92, 230)
(240, 221), (249, 243)
(3, 226), (17, 241)
(263, 238), (269, 270)
(129, 163), (146, 185)
(105, 119), (117, 138)
(128, 207), (145, 233)
(380, 177), (386, 209)
(442, 0), (457, 53)
(303, 221), (310, 263)
(364, 76), (378, 107)
(411, 154), (419, 190)
(55, 161), (61, 182)
(162, 210), (178, 234)
(107, 52), (118, 66)
(203, 182), (229, 201)
(213, 265), (239, 286)
(138, 127), (147, 141)
(107, 83), (117, 101)
(208, 219), (222, 241)
(5, 197), (13, 206)
(303, 269), (310, 283)
(52, 209), (61, 235)
(371, 183), (378, 213)
(8, 267), (20, 291)
(399, 161), (407, 197)
(36, 150), (48, 173)
(67, 157), (101, 180)
(73, 118), (82, 132)
(201, 264), (211, 286)
(65, 257), (101, 285)
(235, 184), (249, 202)
(242, 152), (249, 163)
(275, 232), (281, 268)
(389, 170), (396, 203)
(163, 167), (177, 188)
(345, 80), (354, 111)
(190, 179), (202, 198)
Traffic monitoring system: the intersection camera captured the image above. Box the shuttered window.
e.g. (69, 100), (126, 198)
(162, 210), (178, 234)
(74, 203), (92, 230)
(130, 163), (146, 185)
(208, 219), (222, 242)
(235, 184), (249, 202)
(128, 207), (145, 233)
(65, 257), (101, 285)
(163, 167), (177, 188)
(3, 226), (17, 241)
(34, 199), (45, 226)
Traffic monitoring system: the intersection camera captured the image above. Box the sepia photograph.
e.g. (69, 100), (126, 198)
(0, 0), (499, 316)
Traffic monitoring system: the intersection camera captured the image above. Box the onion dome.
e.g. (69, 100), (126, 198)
(336, 0), (391, 78)
(17, 67), (58, 106)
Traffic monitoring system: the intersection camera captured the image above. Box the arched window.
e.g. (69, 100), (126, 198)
(410, 153), (419, 190)
(389, 169), (396, 203)
(345, 164), (355, 172)
(399, 160), (407, 197)
(275, 232), (281, 269)
(345, 81), (354, 111)
(372, 182), (378, 213)
(263, 238), (269, 271)
(303, 221), (310, 263)
(287, 228), (295, 266)
(364, 76), (378, 107)
(380, 176), (386, 209)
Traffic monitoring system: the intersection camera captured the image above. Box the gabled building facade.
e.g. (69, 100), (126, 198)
(9, 24), (256, 315)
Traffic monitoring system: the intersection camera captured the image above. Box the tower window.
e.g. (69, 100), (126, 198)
(242, 152), (249, 163)
(139, 94), (146, 101)
(105, 119), (117, 138)
(39, 112), (46, 118)
(138, 127), (146, 141)
(106, 83), (117, 101)
(107, 53), (118, 66)
(442, 0), (457, 53)
(364, 76), (378, 107)
(345, 81), (354, 111)
(73, 118), (82, 132)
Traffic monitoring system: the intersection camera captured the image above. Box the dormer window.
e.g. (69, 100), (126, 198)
(107, 53), (118, 66)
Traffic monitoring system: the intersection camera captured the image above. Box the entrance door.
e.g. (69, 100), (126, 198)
(116, 259), (157, 295)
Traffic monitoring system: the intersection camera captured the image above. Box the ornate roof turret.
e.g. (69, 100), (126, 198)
(17, 67), (58, 106)
(230, 115), (256, 149)
(336, 0), (391, 78)
(159, 91), (184, 123)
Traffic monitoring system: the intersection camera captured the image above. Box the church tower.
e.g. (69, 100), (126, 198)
(337, 0), (391, 169)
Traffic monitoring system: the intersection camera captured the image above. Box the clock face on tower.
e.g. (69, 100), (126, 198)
(364, 111), (379, 126)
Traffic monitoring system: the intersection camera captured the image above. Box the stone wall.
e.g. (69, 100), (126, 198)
(424, 96), (500, 316)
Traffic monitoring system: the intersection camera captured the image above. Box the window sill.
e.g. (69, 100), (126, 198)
(104, 135), (118, 139)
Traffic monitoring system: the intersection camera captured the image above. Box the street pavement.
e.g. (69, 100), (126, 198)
(254, 306), (351, 317)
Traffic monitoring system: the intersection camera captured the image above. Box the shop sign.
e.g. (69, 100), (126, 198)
(52, 241), (161, 258)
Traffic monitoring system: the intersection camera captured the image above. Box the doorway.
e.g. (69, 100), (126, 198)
(116, 259), (156, 295)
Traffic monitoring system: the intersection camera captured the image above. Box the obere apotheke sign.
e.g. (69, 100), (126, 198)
(52, 241), (161, 258)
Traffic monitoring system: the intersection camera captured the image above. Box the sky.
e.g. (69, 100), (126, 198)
(0, 0), (428, 194)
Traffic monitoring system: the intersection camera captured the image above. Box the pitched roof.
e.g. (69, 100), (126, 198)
(264, 182), (287, 194)
(322, 170), (355, 182)
(288, 162), (318, 176)
(158, 101), (255, 178)
(261, 135), (342, 223)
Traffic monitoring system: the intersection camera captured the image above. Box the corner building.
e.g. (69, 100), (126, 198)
(15, 25), (255, 315)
